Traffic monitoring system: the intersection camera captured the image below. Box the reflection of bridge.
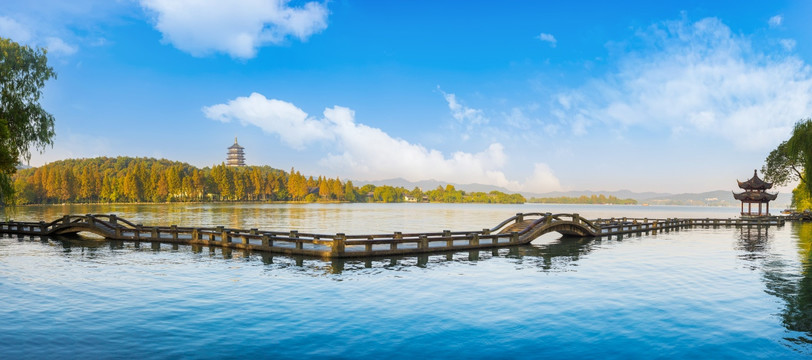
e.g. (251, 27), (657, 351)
(0, 213), (786, 258)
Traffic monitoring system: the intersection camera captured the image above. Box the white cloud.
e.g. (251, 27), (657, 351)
(140, 0), (329, 59)
(204, 93), (562, 192)
(769, 15), (782, 27)
(0, 16), (77, 56)
(538, 32), (556, 47)
(44, 36), (77, 55)
(0, 16), (32, 42)
(780, 38), (796, 51)
(554, 17), (812, 149)
(202, 92), (332, 149)
(440, 89), (487, 125)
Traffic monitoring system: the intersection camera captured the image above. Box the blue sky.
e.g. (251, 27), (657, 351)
(3, 0), (812, 193)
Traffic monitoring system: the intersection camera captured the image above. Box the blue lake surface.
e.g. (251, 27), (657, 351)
(1, 204), (811, 359)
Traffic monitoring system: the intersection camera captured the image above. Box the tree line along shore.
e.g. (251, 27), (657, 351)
(11, 157), (529, 205)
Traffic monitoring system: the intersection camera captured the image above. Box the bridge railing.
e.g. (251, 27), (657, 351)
(0, 213), (788, 258)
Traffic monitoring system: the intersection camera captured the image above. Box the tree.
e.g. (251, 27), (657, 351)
(0, 37), (56, 205)
(763, 119), (812, 209)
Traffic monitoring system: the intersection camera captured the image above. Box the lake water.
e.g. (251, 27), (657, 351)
(1, 203), (811, 359)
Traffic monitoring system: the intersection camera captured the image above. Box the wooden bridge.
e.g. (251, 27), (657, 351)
(0, 213), (786, 258)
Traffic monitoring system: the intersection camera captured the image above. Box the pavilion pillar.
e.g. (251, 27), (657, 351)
(748, 203), (752, 215)
(759, 202), (762, 216)
(740, 202), (743, 215)
(767, 202), (770, 216)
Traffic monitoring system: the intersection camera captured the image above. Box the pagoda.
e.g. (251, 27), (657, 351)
(226, 137), (245, 167)
(733, 169), (777, 216)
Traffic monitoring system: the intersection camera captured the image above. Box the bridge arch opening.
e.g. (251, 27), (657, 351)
(75, 231), (106, 240)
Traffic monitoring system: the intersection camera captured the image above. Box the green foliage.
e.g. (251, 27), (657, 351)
(0, 37), (57, 205)
(763, 118), (812, 208)
(786, 119), (812, 192)
(762, 140), (804, 186)
(528, 194), (637, 205)
(424, 185), (525, 204)
(12, 156), (529, 205)
(792, 183), (812, 211)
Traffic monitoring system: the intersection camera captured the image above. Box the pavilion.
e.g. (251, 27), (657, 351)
(733, 169), (777, 216)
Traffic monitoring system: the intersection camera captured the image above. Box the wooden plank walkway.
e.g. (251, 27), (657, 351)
(0, 213), (787, 258)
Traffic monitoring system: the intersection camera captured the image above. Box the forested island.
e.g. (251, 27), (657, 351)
(11, 157), (526, 205)
(528, 195), (637, 205)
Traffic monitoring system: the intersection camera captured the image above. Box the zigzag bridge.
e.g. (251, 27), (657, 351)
(0, 213), (785, 258)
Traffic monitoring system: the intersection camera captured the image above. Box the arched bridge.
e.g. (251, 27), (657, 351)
(491, 212), (599, 242)
(0, 213), (785, 258)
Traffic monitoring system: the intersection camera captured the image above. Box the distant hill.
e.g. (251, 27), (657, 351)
(355, 178), (515, 193)
(354, 178), (792, 208)
(15, 163), (31, 170)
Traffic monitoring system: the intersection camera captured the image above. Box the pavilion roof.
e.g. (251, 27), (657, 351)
(733, 190), (777, 202)
(737, 169), (773, 190)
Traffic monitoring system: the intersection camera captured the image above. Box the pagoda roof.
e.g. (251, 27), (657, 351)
(737, 169), (773, 190)
(228, 137), (244, 150)
(733, 190), (778, 202)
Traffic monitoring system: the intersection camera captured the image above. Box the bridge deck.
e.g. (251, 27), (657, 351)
(0, 213), (787, 258)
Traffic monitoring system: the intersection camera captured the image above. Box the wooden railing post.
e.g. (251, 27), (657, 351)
(332, 233), (346, 256)
(63, 215), (70, 225)
(471, 233), (479, 246)
(392, 232), (402, 250)
(510, 231), (519, 243)
(221, 228), (230, 245)
(171, 225), (178, 240)
(443, 230), (452, 247)
(290, 230), (302, 250)
(515, 213), (524, 223)
(39, 221), (46, 234)
(419, 234), (428, 249)
(573, 213), (580, 224)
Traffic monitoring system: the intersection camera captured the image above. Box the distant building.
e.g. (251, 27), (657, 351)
(733, 169), (777, 216)
(227, 137), (245, 167)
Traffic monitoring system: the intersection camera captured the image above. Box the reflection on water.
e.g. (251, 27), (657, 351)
(737, 225), (774, 264)
(759, 223), (812, 349)
(3, 203), (742, 234)
(38, 232), (604, 275)
(6, 203), (812, 358)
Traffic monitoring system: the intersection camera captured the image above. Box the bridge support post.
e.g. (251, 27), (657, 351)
(419, 235), (428, 249)
(393, 232), (402, 251)
(151, 227), (158, 240)
(332, 233), (346, 256)
(510, 231), (519, 244)
(39, 221), (46, 234)
(171, 225), (178, 240)
(443, 230), (452, 247)
(221, 228), (230, 245)
(262, 234), (271, 247)
(471, 233), (479, 246)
